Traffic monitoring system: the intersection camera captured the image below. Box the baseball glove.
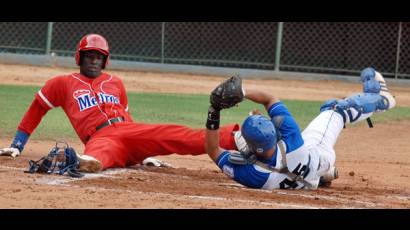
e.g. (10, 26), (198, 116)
(210, 75), (244, 110)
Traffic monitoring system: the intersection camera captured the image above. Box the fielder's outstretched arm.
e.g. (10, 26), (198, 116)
(205, 128), (223, 163)
(205, 106), (225, 163)
(244, 89), (279, 111)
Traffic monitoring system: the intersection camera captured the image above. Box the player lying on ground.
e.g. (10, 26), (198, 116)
(0, 34), (239, 173)
(205, 68), (396, 189)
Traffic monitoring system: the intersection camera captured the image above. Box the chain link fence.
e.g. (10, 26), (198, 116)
(164, 22), (277, 69)
(0, 22), (48, 55)
(0, 22), (408, 79)
(397, 23), (410, 77)
(51, 22), (163, 63)
(281, 22), (399, 75)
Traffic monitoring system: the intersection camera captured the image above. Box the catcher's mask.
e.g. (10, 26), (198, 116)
(241, 115), (277, 156)
(75, 34), (109, 69)
(25, 141), (84, 178)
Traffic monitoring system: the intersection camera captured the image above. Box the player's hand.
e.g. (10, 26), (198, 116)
(249, 108), (262, 115)
(142, 157), (172, 168)
(0, 147), (21, 158)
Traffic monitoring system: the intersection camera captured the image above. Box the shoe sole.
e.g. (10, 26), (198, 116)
(321, 166), (338, 182)
(334, 167), (339, 179)
(319, 167), (338, 188)
(78, 155), (103, 173)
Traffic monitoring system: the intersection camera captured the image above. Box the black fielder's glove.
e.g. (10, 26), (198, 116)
(210, 76), (245, 110)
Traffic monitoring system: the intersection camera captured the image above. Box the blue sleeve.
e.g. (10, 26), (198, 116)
(268, 101), (291, 118)
(267, 102), (304, 152)
(216, 151), (270, 189)
(216, 151), (230, 169)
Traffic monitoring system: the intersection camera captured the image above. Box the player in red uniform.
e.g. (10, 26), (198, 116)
(0, 34), (239, 172)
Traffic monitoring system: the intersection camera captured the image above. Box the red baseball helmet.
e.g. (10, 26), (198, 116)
(75, 34), (110, 68)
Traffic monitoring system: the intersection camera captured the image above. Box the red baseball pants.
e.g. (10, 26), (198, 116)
(84, 122), (239, 169)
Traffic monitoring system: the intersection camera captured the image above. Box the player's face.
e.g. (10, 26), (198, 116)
(255, 146), (276, 160)
(80, 50), (105, 78)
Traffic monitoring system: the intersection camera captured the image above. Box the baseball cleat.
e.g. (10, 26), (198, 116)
(372, 70), (396, 110)
(361, 68), (396, 111)
(78, 154), (103, 173)
(142, 157), (172, 167)
(319, 166), (338, 187)
(375, 72), (396, 110)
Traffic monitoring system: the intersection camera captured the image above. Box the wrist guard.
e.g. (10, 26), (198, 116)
(11, 130), (30, 153)
(206, 106), (220, 130)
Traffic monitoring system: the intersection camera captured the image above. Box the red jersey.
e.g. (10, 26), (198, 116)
(16, 71), (239, 169)
(34, 72), (133, 143)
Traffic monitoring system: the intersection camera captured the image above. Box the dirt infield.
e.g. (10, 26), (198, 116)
(0, 63), (409, 208)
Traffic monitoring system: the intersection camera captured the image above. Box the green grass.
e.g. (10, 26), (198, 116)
(1, 84), (410, 141)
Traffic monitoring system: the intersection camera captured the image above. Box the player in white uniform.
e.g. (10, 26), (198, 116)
(205, 68), (396, 189)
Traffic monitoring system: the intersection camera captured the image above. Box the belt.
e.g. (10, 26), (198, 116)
(96, 117), (124, 131)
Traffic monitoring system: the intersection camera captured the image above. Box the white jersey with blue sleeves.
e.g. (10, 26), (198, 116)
(217, 102), (332, 189)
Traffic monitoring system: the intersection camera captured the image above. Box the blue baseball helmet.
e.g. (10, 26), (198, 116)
(241, 115), (277, 154)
